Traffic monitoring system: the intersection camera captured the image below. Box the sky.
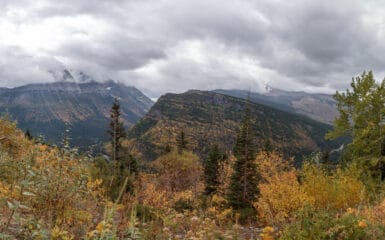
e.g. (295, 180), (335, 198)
(0, 0), (385, 98)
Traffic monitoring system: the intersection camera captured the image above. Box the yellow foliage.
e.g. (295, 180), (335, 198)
(0, 117), (105, 238)
(135, 174), (170, 210)
(51, 226), (74, 240)
(259, 226), (276, 240)
(206, 194), (233, 224)
(302, 163), (365, 211)
(357, 219), (367, 228)
(255, 152), (314, 226)
(216, 155), (235, 196)
(257, 151), (294, 181)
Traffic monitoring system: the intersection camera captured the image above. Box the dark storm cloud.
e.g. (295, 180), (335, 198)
(0, 0), (385, 96)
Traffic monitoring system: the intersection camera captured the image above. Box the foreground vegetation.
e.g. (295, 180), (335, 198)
(1, 72), (385, 239)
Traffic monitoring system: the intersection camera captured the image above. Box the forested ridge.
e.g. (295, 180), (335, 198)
(127, 90), (342, 163)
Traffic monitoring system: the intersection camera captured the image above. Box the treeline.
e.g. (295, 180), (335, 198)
(0, 72), (385, 239)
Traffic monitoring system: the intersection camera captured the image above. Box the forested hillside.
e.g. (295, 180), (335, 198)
(128, 90), (341, 162)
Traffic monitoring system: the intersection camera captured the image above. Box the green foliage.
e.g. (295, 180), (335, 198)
(108, 98), (127, 162)
(203, 144), (226, 195)
(101, 99), (139, 200)
(280, 208), (385, 240)
(263, 138), (274, 153)
(91, 156), (135, 201)
(24, 129), (33, 140)
(176, 130), (188, 152)
(173, 198), (194, 213)
(326, 71), (385, 179)
(227, 104), (259, 210)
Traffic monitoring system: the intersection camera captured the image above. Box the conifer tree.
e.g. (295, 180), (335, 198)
(176, 130), (188, 153)
(25, 129), (32, 140)
(106, 98), (136, 199)
(326, 71), (385, 178)
(263, 138), (273, 153)
(108, 98), (126, 162)
(203, 144), (226, 195)
(124, 154), (139, 175)
(227, 103), (259, 209)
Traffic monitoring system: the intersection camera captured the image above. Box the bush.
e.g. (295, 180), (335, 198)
(280, 208), (385, 240)
(254, 152), (314, 227)
(301, 163), (365, 212)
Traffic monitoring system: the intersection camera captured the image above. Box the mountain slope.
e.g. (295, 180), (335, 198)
(128, 90), (341, 163)
(0, 80), (153, 149)
(215, 89), (338, 124)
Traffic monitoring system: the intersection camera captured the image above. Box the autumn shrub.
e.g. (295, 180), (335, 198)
(254, 152), (314, 227)
(280, 207), (385, 240)
(205, 194), (233, 225)
(152, 150), (203, 193)
(301, 163), (365, 212)
(0, 118), (105, 238)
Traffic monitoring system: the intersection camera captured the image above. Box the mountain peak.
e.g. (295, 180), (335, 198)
(49, 69), (96, 84)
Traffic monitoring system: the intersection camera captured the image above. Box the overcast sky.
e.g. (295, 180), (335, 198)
(0, 0), (385, 97)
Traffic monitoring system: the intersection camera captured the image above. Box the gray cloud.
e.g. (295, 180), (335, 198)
(0, 0), (385, 97)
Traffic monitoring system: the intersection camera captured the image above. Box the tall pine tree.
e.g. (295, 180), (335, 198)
(203, 144), (226, 195)
(106, 98), (136, 199)
(108, 98), (127, 163)
(227, 102), (259, 209)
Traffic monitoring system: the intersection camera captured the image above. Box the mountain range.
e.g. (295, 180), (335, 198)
(215, 88), (338, 124)
(0, 70), (341, 160)
(127, 90), (342, 163)
(0, 73), (153, 149)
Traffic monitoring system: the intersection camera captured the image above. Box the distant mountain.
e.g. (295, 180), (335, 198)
(128, 90), (342, 163)
(0, 74), (153, 150)
(215, 89), (338, 124)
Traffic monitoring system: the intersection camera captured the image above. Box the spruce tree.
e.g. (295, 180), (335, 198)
(203, 144), (226, 195)
(25, 129), (32, 140)
(108, 98), (126, 162)
(263, 138), (273, 153)
(227, 103), (259, 209)
(106, 98), (135, 199)
(176, 130), (188, 153)
(124, 154), (139, 175)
